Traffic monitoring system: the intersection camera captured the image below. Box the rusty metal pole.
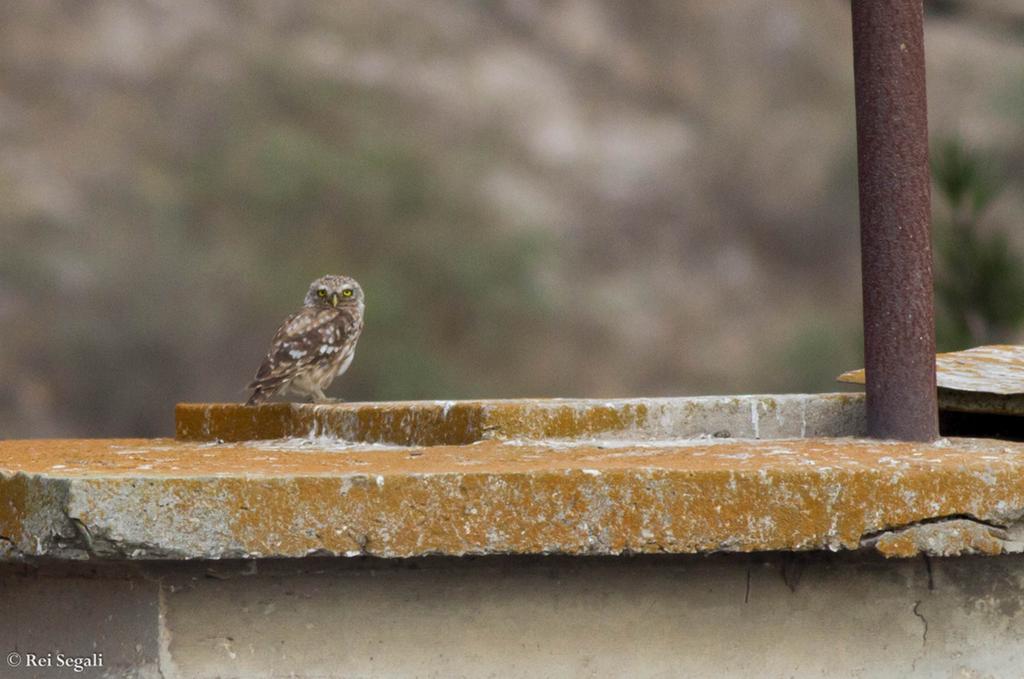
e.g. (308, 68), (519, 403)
(851, 0), (939, 441)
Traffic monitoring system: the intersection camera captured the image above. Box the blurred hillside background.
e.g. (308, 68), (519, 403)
(1, 1), (1023, 437)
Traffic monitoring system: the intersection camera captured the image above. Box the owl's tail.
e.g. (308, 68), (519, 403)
(245, 374), (288, 406)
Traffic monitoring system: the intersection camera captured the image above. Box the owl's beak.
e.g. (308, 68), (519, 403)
(330, 293), (340, 307)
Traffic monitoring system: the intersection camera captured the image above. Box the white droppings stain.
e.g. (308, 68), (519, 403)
(376, 475), (385, 488)
(582, 469), (601, 476)
(501, 437), (744, 450)
(243, 438), (403, 454)
(217, 640), (237, 660)
(715, 452), (753, 461)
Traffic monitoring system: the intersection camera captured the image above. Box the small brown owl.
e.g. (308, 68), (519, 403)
(246, 275), (365, 405)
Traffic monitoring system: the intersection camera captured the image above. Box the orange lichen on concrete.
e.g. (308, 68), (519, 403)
(175, 402), (488, 446)
(176, 394), (866, 444)
(0, 475), (30, 549)
(3, 435), (1024, 560)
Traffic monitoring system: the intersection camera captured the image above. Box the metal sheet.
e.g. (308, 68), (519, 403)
(840, 345), (1024, 416)
(840, 345), (1024, 395)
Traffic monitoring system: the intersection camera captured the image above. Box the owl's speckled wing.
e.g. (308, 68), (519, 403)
(246, 306), (359, 405)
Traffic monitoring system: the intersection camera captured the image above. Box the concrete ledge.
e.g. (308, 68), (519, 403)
(175, 394), (867, 444)
(4, 394), (1024, 560)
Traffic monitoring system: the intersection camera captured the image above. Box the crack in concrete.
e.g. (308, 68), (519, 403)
(910, 599), (929, 673)
(62, 516), (189, 561)
(0, 535), (13, 559)
(860, 514), (1007, 542)
(69, 517), (97, 557)
(913, 600), (929, 645)
(859, 513), (1021, 556)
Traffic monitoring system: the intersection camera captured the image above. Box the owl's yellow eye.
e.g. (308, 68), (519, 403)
(317, 289), (327, 298)
(342, 289), (354, 298)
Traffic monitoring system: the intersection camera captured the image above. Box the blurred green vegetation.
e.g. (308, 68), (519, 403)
(931, 138), (1024, 350)
(771, 312), (864, 395)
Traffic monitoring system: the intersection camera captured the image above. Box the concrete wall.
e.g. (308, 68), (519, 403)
(3, 554), (1024, 678)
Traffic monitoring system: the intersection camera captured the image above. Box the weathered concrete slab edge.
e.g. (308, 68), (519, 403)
(7, 435), (1024, 561)
(176, 393), (868, 444)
